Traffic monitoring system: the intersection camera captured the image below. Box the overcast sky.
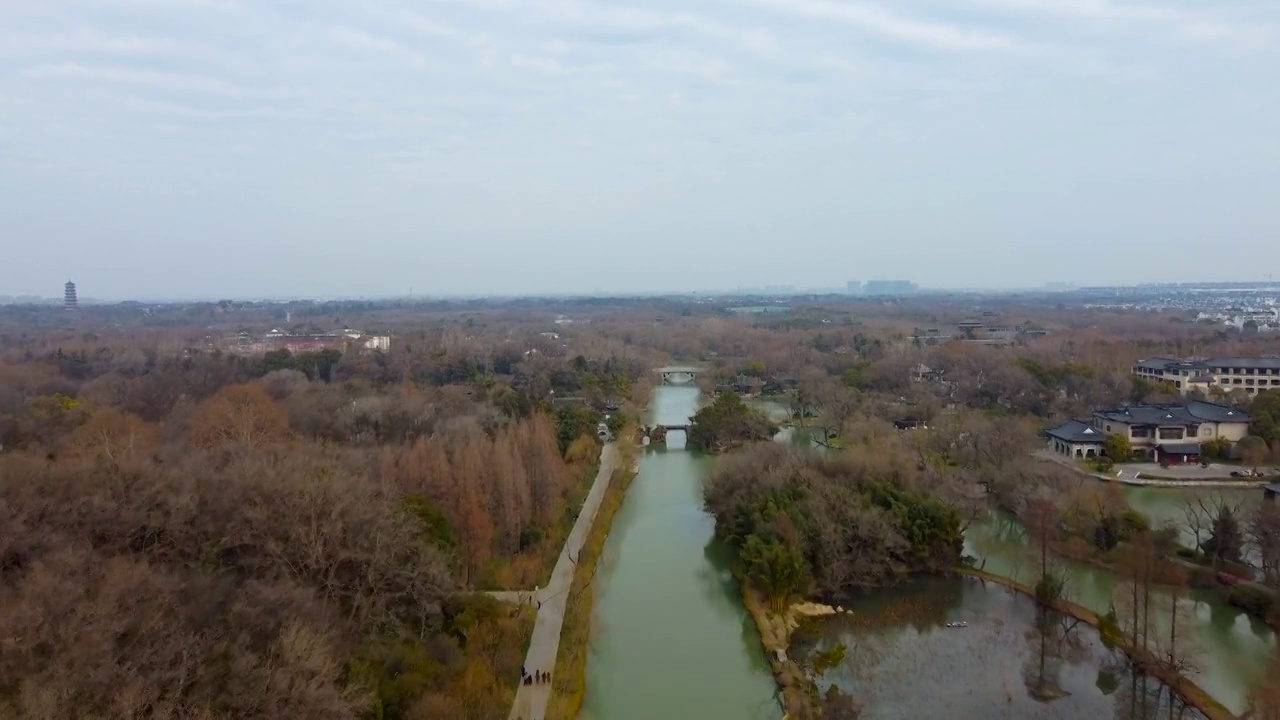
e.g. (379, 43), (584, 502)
(2, 0), (1278, 299)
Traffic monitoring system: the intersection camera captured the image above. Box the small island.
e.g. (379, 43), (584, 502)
(687, 392), (778, 452)
(704, 441), (964, 719)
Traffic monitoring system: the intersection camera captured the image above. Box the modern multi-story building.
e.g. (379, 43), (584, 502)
(1132, 356), (1280, 396)
(863, 280), (917, 296)
(846, 280), (862, 295)
(64, 280), (77, 310)
(1045, 400), (1252, 464)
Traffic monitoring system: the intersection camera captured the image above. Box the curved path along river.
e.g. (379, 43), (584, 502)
(580, 385), (779, 720)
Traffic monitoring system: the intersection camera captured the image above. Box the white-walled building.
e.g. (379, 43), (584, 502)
(1133, 356), (1280, 396)
(1046, 400), (1252, 464)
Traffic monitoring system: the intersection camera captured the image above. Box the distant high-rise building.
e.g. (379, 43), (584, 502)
(864, 280), (917, 296)
(64, 280), (77, 309)
(846, 280), (862, 295)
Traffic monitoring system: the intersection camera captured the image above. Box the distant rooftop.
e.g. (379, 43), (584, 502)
(1093, 400), (1250, 425)
(1134, 356), (1280, 371)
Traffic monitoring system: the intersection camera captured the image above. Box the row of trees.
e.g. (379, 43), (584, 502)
(382, 412), (585, 585)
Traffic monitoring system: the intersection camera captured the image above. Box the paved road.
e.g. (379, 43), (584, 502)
(507, 443), (619, 720)
(1034, 450), (1272, 487)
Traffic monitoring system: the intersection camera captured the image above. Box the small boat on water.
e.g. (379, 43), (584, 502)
(944, 621), (969, 628)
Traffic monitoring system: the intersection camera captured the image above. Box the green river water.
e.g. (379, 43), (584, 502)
(580, 384), (779, 720)
(580, 387), (1275, 718)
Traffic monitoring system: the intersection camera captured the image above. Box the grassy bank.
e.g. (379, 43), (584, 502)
(545, 437), (639, 720)
(738, 583), (818, 720)
(961, 567), (1237, 720)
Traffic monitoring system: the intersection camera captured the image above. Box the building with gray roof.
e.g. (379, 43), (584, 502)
(1132, 356), (1280, 397)
(1045, 400), (1252, 464)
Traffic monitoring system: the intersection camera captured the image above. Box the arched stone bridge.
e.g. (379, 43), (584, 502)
(655, 366), (702, 384)
(639, 423), (691, 444)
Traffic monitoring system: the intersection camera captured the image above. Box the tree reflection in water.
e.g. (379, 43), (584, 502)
(794, 577), (1207, 720)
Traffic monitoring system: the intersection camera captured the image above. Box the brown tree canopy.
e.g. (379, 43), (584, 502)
(0, 441), (451, 719)
(187, 383), (291, 450)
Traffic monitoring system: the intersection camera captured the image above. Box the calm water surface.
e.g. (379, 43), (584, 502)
(967, 511), (1274, 715)
(799, 576), (1207, 720)
(583, 390), (1273, 718)
(580, 385), (779, 720)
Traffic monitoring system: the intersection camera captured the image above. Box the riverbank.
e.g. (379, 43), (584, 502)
(505, 443), (620, 720)
(1035, 451), (1273, 488)
(738, 584), (816, 720)
(990, 495), (1280, 636)
(960, 567), (1237, 720)
(579, 384), (778, 720)
(1111, 477), (1270, 488)
(546, 436), (638, 720)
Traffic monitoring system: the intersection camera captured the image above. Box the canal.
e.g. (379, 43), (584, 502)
(580, 384), (780, 720)
(580, 388), (1274, 718)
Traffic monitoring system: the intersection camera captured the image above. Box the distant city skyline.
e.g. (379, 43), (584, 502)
(8, 276), (1280, 304)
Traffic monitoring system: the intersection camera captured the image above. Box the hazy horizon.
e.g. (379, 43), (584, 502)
(3, 0), (1278, 299)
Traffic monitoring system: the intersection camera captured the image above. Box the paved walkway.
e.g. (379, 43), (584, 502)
(504, 443), (619, 720)
(1033, 450), (1273, 487)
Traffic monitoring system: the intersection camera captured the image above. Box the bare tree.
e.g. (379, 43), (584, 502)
(1250, 502), (1280, 590)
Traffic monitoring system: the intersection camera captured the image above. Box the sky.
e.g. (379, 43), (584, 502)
(1, 0), (1278, 299)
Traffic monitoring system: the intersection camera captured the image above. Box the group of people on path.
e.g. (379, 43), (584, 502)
(521, 667), (550, 686)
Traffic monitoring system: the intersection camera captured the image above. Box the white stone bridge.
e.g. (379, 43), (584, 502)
(655, 366), (702, 384)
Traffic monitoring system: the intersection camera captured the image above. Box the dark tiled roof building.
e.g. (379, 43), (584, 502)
(1045, 400), (1251, 464)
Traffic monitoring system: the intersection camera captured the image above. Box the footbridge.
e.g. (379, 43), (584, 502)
(655, 366), (703, 384)
(638, 422), (692, 444)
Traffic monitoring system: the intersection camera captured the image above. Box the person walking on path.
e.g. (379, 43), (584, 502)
(505, 444), (616, 720)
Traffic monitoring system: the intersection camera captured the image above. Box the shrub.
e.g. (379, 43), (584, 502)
(1227, 585), (1278, 620)
(1120, 510), (1151, 536)
(1103, 433), (1133, 463)
(1187, 566), (1218, 589)
(1201, 437), (1231, 461)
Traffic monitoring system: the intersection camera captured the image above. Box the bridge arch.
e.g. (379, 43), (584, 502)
(655, 366), (703, 385)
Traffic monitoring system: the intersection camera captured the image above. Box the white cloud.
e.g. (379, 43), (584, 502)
(0, 28), (259, 74)
(507, 53), (612, 74)
(440, 0), (781, 55)
(972, 0), (1275, 47)
(327, 26), (434, 68)
(652, 49), (732, 81)
(399, 12), (496, 52)
(812, 53), (863, 76)
(21, 61), (260, 97)
(744, 0), (1023, 51)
